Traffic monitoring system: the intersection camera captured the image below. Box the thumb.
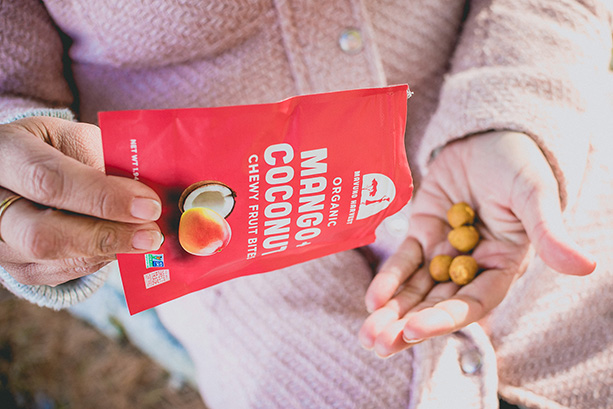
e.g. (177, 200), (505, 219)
(517, 188), (596, 276)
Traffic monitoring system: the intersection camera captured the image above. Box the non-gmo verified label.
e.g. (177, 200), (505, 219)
(145, 254), (165, 268)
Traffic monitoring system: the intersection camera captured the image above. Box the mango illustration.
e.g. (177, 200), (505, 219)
(178, 207), (232, 256)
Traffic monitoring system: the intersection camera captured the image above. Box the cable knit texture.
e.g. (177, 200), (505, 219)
(1, 1), (612, 408)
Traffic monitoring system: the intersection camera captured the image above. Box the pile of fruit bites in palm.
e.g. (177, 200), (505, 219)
(429, 202), (481, 285)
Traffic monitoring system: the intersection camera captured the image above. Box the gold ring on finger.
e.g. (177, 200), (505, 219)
(0, 195), (23, 243)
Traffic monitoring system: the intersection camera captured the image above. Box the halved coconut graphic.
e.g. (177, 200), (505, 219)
(178, 181), (236, 256)
(178, 180), (236, 217)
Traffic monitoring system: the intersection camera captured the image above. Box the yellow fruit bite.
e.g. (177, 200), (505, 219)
(447, 202), (475, 228)
(429, 254), (453, 282)
(178, 207), (232, 256)
(449, 255), (478, 285)
(448, 225), (480, 253)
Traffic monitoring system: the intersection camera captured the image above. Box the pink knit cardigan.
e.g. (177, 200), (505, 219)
(1, 1), (612, 408)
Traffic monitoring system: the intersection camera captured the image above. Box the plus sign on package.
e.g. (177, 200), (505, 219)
(99, 85), (413, 314)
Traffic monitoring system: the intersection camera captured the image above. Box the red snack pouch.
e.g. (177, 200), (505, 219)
(99, 85), (413, 314)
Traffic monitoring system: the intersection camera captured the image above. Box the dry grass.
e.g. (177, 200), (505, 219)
(0, 289), (207, 409)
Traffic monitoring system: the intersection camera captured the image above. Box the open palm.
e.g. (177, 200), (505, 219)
(359, 131), (595, 358)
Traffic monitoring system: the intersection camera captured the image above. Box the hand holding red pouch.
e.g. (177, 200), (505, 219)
(99, 85), (413, 314)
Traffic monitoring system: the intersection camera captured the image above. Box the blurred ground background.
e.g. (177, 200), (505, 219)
(0, 287), (525, 409)
(0, 288), (207, 409)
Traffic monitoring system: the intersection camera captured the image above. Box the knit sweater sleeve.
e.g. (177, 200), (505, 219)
(0, 0), (108, 309)
(0, 0), (75, 121)
(417, 0), (612, 209)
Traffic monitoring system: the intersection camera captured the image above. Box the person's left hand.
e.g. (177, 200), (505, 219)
(359, 131), (596, 358)
(0, 117), (163, 287)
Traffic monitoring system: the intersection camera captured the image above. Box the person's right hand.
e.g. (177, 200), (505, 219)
(0, 116), (164, 286)
(359, 131), (596, 358)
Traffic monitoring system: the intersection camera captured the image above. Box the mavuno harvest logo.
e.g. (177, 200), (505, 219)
(357, 173), (396, 220)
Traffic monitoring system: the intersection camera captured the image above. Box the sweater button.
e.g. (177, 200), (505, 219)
(339, 28), (363, 54)
(460, 349), (482, 375)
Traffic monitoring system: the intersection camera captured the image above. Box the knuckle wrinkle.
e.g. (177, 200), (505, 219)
(25, 158), (64, 205)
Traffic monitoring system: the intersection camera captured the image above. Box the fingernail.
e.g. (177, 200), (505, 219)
(403, 336), (424, 345)
(131, 198), (162, 221)
(359, 334), (374, 350)
(373, 346), (391, 359)
(402, 329), (424, 344)
(133, 230), (164, 251)
(403, 335), (424, 344)
(582, 249), (598, 270)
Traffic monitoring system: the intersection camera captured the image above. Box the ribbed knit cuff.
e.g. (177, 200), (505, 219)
(418, 66), (595, 210)
(0, 106), (74, 124)
(0, 266), (109, 310)
(0, 107), (108, 309)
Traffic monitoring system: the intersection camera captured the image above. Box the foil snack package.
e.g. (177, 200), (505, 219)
(99, 85), (413, 314)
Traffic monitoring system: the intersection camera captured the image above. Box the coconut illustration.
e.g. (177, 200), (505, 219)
(178, 181), (236, 256)
(178, 181), (236, 217)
